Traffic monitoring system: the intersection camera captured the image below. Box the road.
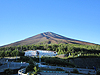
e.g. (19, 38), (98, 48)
(37, 63), (96, 75)
(0, 58), (96, 75)
(0, 61), (29, 72)
(40, 72), (84, 75)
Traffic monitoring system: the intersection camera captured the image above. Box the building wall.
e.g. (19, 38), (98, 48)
(37, 50), (57, 57)
(24, 50), (57, 57)
(24, 50), (36, 56)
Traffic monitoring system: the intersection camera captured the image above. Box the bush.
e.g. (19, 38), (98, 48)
(20, 56), (30, 62)
(65, 71), (69, 73)
(29, 66), (40, 75)
(96, 69), (100, 75)
(44, 57), (75, 67)
(33, 66), (40, 75)
(55, 68), (64, 71)
(4, 69), (13, 75)
(72, 68), (79, 73)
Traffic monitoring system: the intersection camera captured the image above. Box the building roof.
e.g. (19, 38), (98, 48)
(24, 50), (36, 52)
(24, 50), (57, 52)
(37, 50), (56, 52)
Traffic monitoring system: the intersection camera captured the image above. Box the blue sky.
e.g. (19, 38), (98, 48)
(0, 0), (100, 46)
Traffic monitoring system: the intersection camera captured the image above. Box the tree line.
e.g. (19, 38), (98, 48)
(0, 49), (24, 57)
(0, 44), (100, 57)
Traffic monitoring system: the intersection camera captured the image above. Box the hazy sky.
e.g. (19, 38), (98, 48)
(0, 0), (100, 46)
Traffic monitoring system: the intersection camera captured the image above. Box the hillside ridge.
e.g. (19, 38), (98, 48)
(2, 32), (96, 47)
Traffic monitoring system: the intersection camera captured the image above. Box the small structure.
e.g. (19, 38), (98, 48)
(24, 50), (57, 57)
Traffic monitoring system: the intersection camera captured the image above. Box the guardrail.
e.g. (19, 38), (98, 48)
(42, 70), (65, 73)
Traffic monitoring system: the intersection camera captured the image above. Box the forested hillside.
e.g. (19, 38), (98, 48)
(0, 44), (100, 57)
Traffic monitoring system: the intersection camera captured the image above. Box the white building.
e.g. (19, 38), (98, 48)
(24, 50), (36, 57)
(24, 50), (57, 57)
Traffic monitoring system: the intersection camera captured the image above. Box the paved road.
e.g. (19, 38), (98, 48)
(37, 63), (96, 75)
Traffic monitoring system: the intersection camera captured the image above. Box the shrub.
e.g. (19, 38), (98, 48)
(65, 71), (69, 73)
(72, 68), (79, 73)
(96, 69), (100, 75)
(29, 66), (40, 75)
(4, 69), (13, 75)
(33, 66), (40, 75)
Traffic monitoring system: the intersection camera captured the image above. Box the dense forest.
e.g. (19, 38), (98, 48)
(0, 44), (100, 57)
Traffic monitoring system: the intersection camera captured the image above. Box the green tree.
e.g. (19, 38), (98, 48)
(33, 66), (40, 75)
(26, 58), (35, 73)
(1, 51), (5, 57)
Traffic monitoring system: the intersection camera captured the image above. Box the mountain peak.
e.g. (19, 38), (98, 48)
(43, 31), (54, 34)
(2, 32), (96, 47)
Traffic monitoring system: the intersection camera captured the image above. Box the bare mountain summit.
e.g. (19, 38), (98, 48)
(3, 32), (95, 47)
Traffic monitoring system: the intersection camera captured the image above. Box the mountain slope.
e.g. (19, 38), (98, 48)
(3, 32), (95, 47)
